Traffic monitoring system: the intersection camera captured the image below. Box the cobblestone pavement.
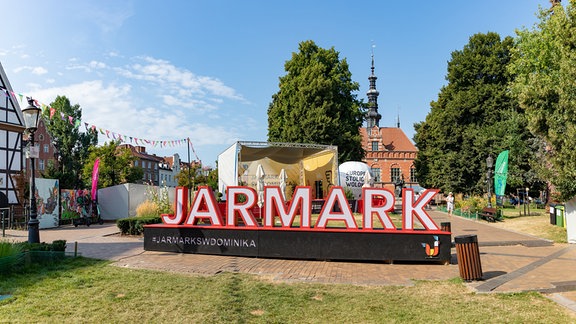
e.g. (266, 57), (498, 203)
(3, 209), (575, 313)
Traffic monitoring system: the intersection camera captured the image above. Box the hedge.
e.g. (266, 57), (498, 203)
(116, 216), (162, 235)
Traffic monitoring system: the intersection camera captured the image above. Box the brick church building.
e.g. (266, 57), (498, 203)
(360, 55), (419, 192)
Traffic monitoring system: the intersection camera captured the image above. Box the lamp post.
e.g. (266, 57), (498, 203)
(22, 97), (41, 243)
(526, 187), (530, 216)
(486, 155), (494, 208)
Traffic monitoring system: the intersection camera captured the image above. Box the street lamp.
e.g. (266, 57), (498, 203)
(486, 155), (494, 208)
(22, 97), (41, 243)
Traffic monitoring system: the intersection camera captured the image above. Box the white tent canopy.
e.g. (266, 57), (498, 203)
(218, 142), (338, 200)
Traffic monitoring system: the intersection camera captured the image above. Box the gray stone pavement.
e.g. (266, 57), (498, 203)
(2, 209), (575, 314)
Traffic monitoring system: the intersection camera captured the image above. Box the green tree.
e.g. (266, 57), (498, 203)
(82, 141), (143, 188)
(205, 168), (218, 191)
(175, 164), (217, 191)
(509, 2), (576, 200)
(267, 40), (364, 163)
(414, 32), (537, 194)
(176, 164), (201, 189)
(42, 95), (98, 189)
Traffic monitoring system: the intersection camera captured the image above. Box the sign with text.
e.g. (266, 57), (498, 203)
(144, 186), (451, 263)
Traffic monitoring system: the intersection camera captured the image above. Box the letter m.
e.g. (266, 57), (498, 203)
(263, 186), (311, 228)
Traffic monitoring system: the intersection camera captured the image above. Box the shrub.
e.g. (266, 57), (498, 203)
(0, 241), (22, 257)
(17, 240), (67, 252)
(1, 240), (67, 272)
(136, 200), (159, 218)
(51, 240), (67, 252)
(344, 187), (355, 200)
(61, 210), (80, 220)
(117, 216), (162, 235)
(459, 196), (485, 214)
(145, 183), (174, 215)
(0, 241), (24, 273)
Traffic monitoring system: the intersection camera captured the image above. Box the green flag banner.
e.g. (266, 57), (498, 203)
(494, 150), (509, 196)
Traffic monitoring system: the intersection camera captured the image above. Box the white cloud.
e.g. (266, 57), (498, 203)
(89, 61), (107, 69)
(27, 80), (133, 135)
(119, 56), (246, 102)
(65, 60), (107, 73)
(32, 67), (48, 75)
(5, 51), (254, 165)
(22, 79), (237, 152)
(13, 66), (48, 75)
(161, 94), (218, 112)
(81, 2), (135, 34)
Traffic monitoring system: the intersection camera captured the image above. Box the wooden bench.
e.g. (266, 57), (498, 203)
(480, 207), (499, 222)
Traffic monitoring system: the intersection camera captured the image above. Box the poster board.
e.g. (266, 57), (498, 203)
(35, 178), (59, 229)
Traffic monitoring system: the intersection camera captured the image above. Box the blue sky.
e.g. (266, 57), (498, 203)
(1, 1), (551, 167)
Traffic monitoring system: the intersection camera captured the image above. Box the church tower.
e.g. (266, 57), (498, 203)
(366, 53), (381, 128)
(359, 51), (419, 192)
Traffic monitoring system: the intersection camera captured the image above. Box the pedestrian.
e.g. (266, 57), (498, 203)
(446, 192), (454, 216)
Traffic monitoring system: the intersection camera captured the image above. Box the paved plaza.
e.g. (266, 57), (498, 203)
(3, 209), (575, 313)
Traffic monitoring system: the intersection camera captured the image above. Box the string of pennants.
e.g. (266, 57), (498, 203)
(1, 87), (201, 161)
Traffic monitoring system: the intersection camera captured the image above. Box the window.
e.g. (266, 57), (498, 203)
(410, 167), (417, 183)
(39, 159), (45, 171)
(38, 134), (44, 141)
(390, 167), (401, 182)
(371, 168), (381, 182)
(134, 160), (139, 167)
(43, 144), (49, 153)
(371, 141), (378, 151)
(148, 161), (151, 169)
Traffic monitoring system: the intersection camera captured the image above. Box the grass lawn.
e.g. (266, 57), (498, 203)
(495, 207), (568, 243)
(1, 206), (574, 322)
(0, 257), (574, 323)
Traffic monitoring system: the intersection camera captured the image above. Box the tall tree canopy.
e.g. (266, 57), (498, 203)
(414, 32), (537, 194)
(509, 2), (576, 201)
(267, 40), (365, 163)
(42, 95), (98, 189)
(82, 141), (143, 188)
(175, 163), (216, 191)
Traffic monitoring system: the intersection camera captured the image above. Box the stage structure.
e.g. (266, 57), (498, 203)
(218, 142), (339, 201)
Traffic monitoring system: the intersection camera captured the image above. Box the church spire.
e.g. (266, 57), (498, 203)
(366, 47), (381, 128)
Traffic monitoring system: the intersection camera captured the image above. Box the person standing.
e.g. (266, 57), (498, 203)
(446, 192), (455, 216)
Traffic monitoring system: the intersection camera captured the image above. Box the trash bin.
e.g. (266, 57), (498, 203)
(455, 235), (483, 281)
(550, 204), (557, 225)
(556, 205), (565, 228)
(441, 222), (451, 233)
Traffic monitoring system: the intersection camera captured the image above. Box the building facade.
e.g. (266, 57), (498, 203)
(121, 145), (203, 187)
(0, 61), (25, 207)
(120, 144), (164, 186)
(360, 55), (419, 192)
(159, 153), (181, 187)
(24, 118), (59, 179)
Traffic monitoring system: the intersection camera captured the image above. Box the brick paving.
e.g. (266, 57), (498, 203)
(2, 209), (575, 313)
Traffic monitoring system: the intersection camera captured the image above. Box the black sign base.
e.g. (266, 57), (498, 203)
(144, 225), (451, 264)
